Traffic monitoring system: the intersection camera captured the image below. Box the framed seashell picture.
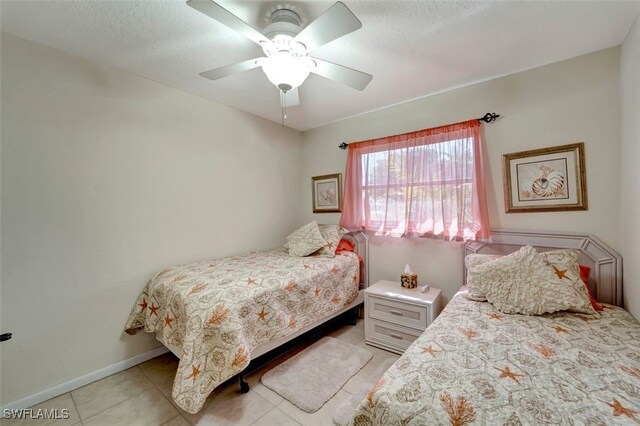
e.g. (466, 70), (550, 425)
(502, 143), (587, 213)
(312, 173), (342, 213)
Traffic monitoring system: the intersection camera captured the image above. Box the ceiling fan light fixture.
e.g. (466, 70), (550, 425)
(261, 53), (311, 92)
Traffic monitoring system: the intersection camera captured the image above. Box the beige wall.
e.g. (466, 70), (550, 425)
(621, 14), (640, 320)
(0, 33), (302, 405)
(302, 48), (622, 305)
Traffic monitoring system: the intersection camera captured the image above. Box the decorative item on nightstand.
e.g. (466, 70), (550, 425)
(365, 280), (442, 354)
(400, 264), (417, 289)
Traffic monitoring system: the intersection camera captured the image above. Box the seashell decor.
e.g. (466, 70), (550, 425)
(531, 167), (566, 197)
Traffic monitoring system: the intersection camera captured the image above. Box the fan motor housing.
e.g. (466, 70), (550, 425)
(264, 9), (302, 39)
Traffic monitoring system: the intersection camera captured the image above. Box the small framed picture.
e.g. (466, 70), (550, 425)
(503, 143), (587, 213)
(312, 173), (342, 213)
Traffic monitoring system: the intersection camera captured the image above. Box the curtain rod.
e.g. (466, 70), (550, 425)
(338, 112), (500, 150)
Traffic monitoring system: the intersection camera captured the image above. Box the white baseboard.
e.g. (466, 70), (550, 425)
(1, 346), (169, 411)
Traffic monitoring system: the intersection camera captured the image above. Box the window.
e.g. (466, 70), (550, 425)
(340, 120), (490, 240)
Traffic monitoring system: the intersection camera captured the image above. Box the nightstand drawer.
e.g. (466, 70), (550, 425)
(367, 295), (428, 330)
(366, 318), (423, 352)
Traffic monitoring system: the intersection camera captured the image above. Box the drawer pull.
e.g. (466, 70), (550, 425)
(390, 332), (403, 340)
(390, 309), (404, 316)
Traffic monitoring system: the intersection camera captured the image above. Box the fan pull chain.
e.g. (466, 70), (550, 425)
(281, 90), (288, 127)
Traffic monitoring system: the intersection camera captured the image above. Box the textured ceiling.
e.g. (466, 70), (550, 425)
(1, 0), (638, 131)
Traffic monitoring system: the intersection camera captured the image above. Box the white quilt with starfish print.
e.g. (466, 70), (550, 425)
(125, 249), (360, 413)
(352, 290), (640, 425)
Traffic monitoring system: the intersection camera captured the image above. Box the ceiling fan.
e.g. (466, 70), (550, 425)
(186, 0), (372, 111)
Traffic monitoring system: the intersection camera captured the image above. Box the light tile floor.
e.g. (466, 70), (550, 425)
(3, 318), (399, 426)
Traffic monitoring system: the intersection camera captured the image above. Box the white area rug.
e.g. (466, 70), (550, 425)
(332, 357), (397, 426)
(260, 336), (373, 413)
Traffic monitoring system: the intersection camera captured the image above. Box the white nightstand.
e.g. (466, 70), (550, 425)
(364, 280), (442, 354)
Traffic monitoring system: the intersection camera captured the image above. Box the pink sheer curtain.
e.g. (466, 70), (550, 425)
(340, 120), (491, 241)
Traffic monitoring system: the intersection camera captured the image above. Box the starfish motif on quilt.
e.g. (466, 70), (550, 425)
(352, 274), (358, 282)
(148, 304), (159, 316)
(459, 328), (479, 340)
(164, 315), (173, 328)
(527, 342), (556, 359)
(138, 299), (148, 312)
(602, 398), (639, 422)
(186, 365), (200, 383)
(314, 287), (321, 297)
(246, 277), (256, 285)
(257, 308), (267, 321)
(552, 265), (568, 279)
(488, 313), (503, 320)
(495, 366), (523, 384)
(421, 345), (438, 357)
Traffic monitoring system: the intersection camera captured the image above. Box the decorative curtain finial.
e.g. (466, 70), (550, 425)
(479, 112), (500, 123)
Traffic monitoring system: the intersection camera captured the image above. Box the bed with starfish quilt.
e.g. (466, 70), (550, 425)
(124, 248), (360, 414)
(351, 290), (640, 425)
(352, 231), (640, 426)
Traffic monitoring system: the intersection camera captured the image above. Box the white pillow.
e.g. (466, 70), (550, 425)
(471, 245), (596, 316)
(465, 254), (502, 301)
(286, 221), (328, 257)
(314, 225), (349, 258)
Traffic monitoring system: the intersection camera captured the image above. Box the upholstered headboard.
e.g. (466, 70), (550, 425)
(343, 230), (369, 289)
(463, 230), (623, 306)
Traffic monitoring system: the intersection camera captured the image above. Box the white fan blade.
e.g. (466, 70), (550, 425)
(294, 2), (362, 53)
(281, 88), (300, 107)
(310, 58), (372, 91)
(187, 0), (270, 46)
(199, 58), (262, 80)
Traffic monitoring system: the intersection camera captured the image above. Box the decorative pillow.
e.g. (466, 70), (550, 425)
(335, 238), (356, 255)
(286, 221), (328, 257)
(472, 245), (597, 316)
(578, 265), (604, 311)
(538, 249), (604, 311)
(465, 254), (502, 301)
(314, 225), (349, 258)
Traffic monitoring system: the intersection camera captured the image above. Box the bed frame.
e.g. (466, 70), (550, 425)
(156, 230), (370, 363)
(463, 229), (623, 306)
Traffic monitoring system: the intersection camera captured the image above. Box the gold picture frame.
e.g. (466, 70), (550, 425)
(312, 173), (342, 213)
(503, 143), (587, 213)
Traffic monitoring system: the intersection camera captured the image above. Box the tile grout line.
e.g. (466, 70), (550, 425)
(250, 405), (302, 426)
(74, 366), (152, 424)
(68, 391), (82, 424)
(160, 414), (184, 426)
(248, 405), (278, 426)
